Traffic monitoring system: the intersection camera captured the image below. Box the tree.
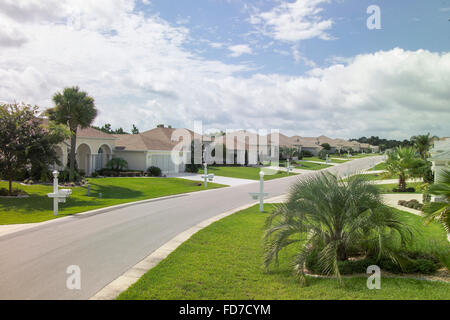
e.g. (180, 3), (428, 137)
(423, 169), (450, 242)
(47, 87), (97, 181)
(0, 103), (68, 194)
(410, 133), (438, 160)
(321, 143), (331, 151)
(384, 147), (422, 192)
(264, 173), (411, 285)
(279, 147), (298, 161)
(131, 124), (139, 134)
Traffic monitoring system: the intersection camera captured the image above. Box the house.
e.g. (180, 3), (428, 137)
(114, 126), (201, 174)
(51, 125), (200, 176)
(429, 137), (450, 184)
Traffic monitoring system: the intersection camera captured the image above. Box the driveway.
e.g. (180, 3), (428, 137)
(172, 173), (257, 187)
(0, 156), (382, 300)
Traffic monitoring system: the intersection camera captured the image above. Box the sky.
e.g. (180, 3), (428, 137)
(0, 0), (449, 140)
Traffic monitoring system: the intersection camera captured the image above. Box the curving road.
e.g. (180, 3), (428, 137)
(0, 156), (382, 299)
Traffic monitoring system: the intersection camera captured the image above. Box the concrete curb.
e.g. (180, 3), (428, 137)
(89, 196), (285, 300)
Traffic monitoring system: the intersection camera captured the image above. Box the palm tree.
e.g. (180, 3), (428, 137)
(410, 133), (438, 160)
(47, 87), (97, 181)
(264, 173), (412, 285)
(384, 146), (422, 192)
(423, 169), (450, 241)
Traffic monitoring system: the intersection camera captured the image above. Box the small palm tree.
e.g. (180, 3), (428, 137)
(47, 87), (97, 181)
(410, 133), (438, 160)
(423, 169), (450, 241)
(264, 173), (412, 285)
(384, 146), (422, 192)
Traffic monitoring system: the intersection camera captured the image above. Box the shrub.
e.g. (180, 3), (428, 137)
(147, 166), (162, 177)
(185, 164), (201, 173)
(393, 187), (415, 193)
(264, 172), (413, 285)
(0, 188), (27, 197)
(318, 149), (330, 160)
(106, 158), (128, 171)
(306, 253), (438, 275)
(398, 199), (423, 210)
(301, 150), (313, 157)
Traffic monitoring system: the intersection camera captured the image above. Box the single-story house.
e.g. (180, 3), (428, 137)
(429, 137), (450, 184)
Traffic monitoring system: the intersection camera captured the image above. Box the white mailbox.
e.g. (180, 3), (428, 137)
(47, 171), (72, 215)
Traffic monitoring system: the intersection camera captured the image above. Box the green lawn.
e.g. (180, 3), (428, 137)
(118, 205), (450, 300)
(302, 156), (348, 164)
(369, 162), (387, 171)
(199, 166), (296, 181)
(376, 182), (423, 194)
(296, 162), (333, 171)
(351, 173), (399, 181)
(0, 178), (225, 225)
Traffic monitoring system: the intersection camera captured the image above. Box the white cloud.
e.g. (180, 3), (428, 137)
(0, 1), (449, 140)
(228, 44), (253, 57)
(249, 0), (334, 42)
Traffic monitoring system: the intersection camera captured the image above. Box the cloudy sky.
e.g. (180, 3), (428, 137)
(0, 0), (449, 139)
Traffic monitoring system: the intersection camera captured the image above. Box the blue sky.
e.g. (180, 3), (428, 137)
(0, 0), (449, 139)
(139, 0), (450, 75)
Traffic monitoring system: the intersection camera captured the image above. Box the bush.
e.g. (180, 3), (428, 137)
(185, 164), (201, 173)
(305, 249), (438, 275)
(318, 149), (330, 160)
(147, 166), (162, 177)
(398, 199), (423, 210)
(0, 188), (27, 197)
(106, 158), (128, 171)
(59, 168), (82, 183)
(393, 187), (416, 193)
(301, 150), (313, 158)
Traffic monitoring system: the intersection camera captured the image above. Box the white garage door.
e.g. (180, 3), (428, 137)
(150, 154), (184, 174)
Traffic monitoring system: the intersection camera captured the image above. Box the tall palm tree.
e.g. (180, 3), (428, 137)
(410, 133), (438, 160)
(384, 146), (422, 192)
(47, 87), (97, 181)
(264, 173), (412, 285)
(423, 169), (450, 241)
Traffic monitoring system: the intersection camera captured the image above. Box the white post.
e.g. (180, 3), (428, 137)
(52, 170), (59, 216)
(287, 159), (290, 175)
(259, 170), (264, 212)
(203, 163), (207, 188)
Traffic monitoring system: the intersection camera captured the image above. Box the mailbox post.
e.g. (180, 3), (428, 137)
(249, 171), (268, 212)
(286, 159), (293, 175)
(201, 163), (214, 188)
(47, 170), (72, 216)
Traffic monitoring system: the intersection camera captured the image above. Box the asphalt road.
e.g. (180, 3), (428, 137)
(0, 156), (382, 300)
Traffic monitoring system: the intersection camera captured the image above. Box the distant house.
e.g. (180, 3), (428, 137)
(429, 137), (450, 184)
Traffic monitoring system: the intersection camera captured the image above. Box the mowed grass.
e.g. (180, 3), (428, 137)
(0, 178), (225, 225)
(369, 162), (387, 171)
(199, 166), (296, 181)
(351, 173), (399, 181)
(296, 161), (333, 171)
(118, 205), (450, 300)
(376, 182), (423, 194)
(302, 156), (348, 164)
